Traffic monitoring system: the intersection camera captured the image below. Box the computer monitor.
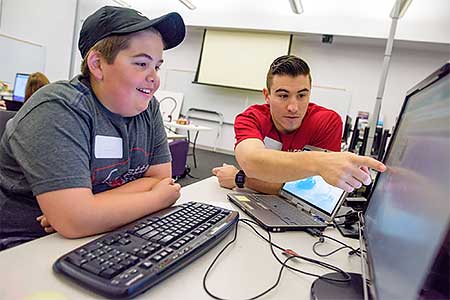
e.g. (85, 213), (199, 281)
(376, 129), (390, 161)
(311, 62), (450, 300)
(342, 115), (352, 143)
(348, 116), (360, 152)
(363, 62), (450, 300)
(358, 126), (370, 155)
(12, 73), (30, 102)
(370, 125), (384, 156)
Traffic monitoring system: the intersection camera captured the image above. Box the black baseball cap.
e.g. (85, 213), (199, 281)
(78, 6), (186, 58)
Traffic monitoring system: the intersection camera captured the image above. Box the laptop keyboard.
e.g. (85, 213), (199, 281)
(253, 195), (324, 226)
(54, 202), (239, 299)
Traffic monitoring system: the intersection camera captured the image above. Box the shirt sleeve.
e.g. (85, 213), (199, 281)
(8, 100), (92, 196)
(148, 99), (171, 166)
(310, 111), (343, 152)
(234, 110), (264, 147)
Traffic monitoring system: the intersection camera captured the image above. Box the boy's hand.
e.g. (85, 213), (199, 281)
(151, 177), (181, 206)
(36, 215), (55, 233)
(318, 152), (386, 193)
(212, 163), (239, 189)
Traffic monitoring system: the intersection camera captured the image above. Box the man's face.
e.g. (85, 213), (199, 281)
(263, 74), (311, 134)
(99, 31), (164, 117)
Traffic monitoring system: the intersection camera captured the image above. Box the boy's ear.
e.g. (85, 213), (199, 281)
(86, 51), (104, 80)
(263, 88), (270, 104)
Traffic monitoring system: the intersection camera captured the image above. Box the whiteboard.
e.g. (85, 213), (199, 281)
(162, 69), (351, 125)
(0, 33), (45, 85)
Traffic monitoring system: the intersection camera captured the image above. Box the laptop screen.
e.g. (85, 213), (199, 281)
(13, 73), (29, 102)
(282, 175), (345, 216)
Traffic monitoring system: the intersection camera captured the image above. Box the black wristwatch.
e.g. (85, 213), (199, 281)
(235, 170), (246, 188)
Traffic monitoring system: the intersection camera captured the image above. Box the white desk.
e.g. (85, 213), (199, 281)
(0, 177), (360, 299)
(166, 131), (187, 140)
(164, 121), (212, 168)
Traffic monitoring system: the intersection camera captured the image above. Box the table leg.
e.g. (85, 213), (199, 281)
(192, 131), (200, 168)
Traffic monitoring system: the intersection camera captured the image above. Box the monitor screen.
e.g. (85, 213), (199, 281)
(282, 175), (345, 215)
(12, 73), (29, 102)
(364, 65), (450, 300)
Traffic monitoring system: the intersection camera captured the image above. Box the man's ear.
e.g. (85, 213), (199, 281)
(263, 88), (270, 104)
(86, 51), (104, 80)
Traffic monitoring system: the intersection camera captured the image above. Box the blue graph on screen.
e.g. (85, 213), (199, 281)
(283, 176), (344, 214)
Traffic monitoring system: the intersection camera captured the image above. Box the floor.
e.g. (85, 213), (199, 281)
(176, 147), (238, 187)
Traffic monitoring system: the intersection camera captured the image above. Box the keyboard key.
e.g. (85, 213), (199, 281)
(142, 230), (159, 240)
(139, 261), (153, 269)
(82, 261), (105, 275)
(135, 226), (154, 237)
(100, 268), (119, 279)
(136, 250), (150, 259)
(118, 238), (131, 245)
(159, 235), (176, 246)
(65, 255), (87, 267)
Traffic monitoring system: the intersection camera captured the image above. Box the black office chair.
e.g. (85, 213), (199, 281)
(0, 110), (16, 138)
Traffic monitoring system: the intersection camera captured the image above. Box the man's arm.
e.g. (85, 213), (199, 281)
(36, 163), (180, 238)
(235, 138), (386, 192)
(212, 163), (281, 194)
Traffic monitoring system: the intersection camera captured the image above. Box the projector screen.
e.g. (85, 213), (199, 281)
(194, 29), (292, 91)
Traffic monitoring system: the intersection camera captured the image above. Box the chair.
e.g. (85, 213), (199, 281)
(169, 139), (189, 179)
(185, 108), (224, 168)
(0, 110), (16, 138)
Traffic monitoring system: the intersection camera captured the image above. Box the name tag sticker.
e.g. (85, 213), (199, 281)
(236, 195), (250, 202)
(263, 136), (282, 150)
(95, 135), (123, 158)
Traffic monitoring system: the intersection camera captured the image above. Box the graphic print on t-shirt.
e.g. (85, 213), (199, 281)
(91, 148), (152, 192)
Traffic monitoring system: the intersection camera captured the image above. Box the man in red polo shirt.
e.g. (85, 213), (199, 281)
(213, 55), (385, 194)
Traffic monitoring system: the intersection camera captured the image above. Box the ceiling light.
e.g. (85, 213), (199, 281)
(289, 0), (304, 14)
(179, 0), (196, 10)
(390, 0), (412, 18)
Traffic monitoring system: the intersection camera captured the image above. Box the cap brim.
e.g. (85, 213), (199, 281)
(109, 12), (186, 50)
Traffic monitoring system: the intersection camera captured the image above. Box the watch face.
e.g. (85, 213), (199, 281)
(235, 170), (245, 188)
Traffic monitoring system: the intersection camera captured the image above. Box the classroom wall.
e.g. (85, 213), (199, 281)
(2, 1), (447, 154)
(159, 28), (449, 153)
(0, 0), (77, 81)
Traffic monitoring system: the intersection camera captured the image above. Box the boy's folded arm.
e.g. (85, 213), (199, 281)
(36, 185), (176, 239)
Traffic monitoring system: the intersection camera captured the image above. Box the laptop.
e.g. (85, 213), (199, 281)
(228, 174), (347, 232)
(4, 73), (29, 111)
(12, 73), (29, 102)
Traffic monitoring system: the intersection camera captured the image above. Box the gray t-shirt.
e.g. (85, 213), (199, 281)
(0, 76), (171, 249)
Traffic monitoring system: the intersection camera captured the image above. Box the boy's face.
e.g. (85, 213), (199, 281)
(263, 74), (311, 134)
(99, 31), (164, 117)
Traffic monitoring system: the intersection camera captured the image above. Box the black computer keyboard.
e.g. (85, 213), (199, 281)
(53, 202), (239, 299)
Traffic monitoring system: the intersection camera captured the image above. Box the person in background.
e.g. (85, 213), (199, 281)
(212, 55), (385, 194)
(24, 72), (50, 101)
(0, 6), (186, 250)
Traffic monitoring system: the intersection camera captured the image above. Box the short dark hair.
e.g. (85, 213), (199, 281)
(80, 28), (163, 79)
(266, 55), (312, 91)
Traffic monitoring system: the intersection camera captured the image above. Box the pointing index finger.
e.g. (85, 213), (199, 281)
(356, 156), (386, 172)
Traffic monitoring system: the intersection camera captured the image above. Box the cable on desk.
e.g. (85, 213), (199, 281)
(312, 232), (362, 257)
(202, 218), (352, 300)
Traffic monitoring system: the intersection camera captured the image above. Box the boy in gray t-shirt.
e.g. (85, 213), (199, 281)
(0, 6), (186, 249)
